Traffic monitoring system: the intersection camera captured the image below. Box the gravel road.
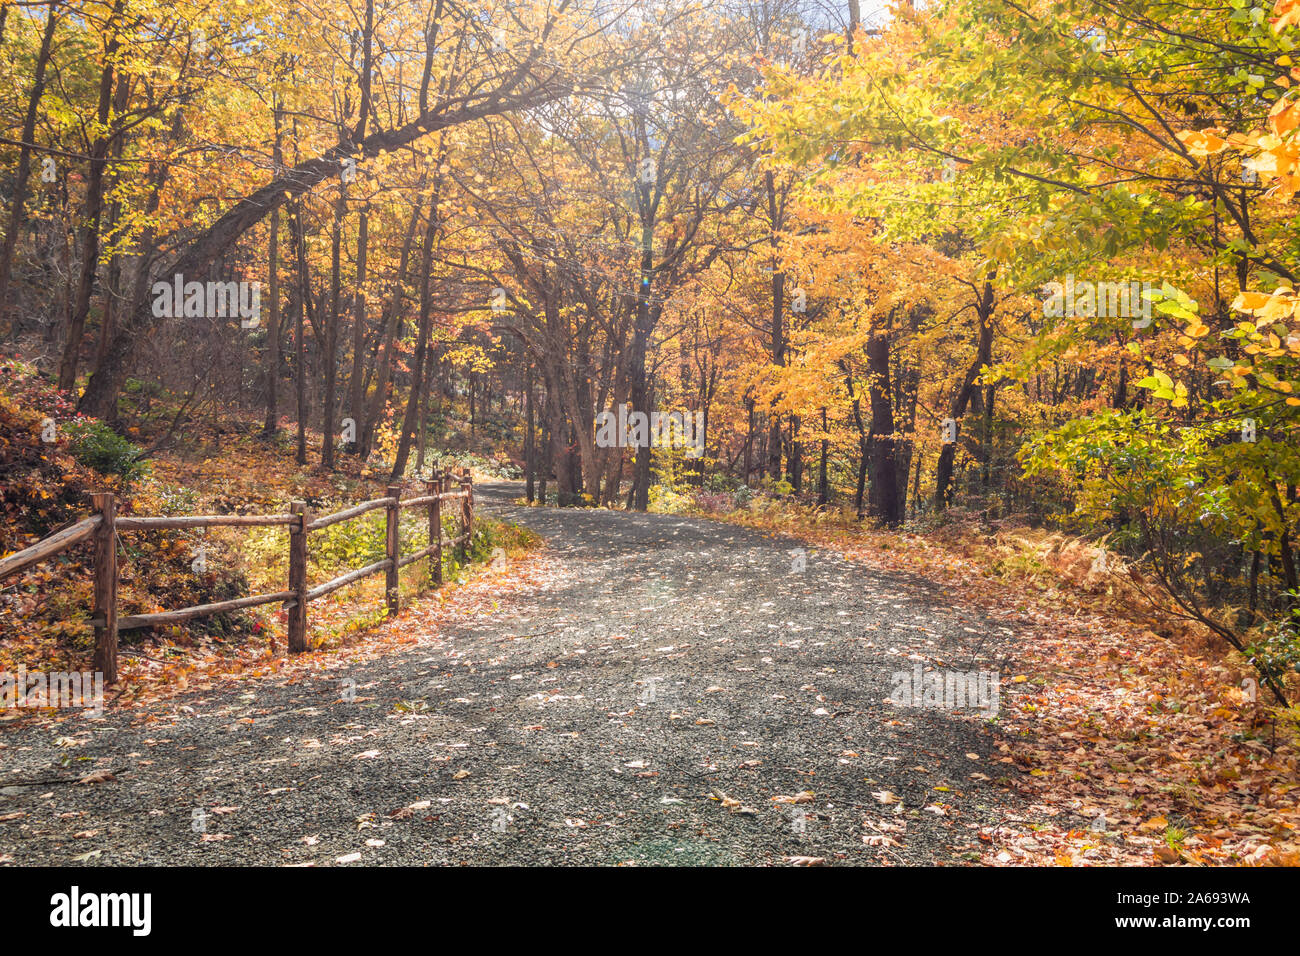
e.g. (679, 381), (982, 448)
(0, 483), (1025, 866)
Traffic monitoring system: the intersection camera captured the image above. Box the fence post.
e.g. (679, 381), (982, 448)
(460, 468), (473, 559)
(428, 474), (442, 586)
(288, 500), (308, 653)
(91, 492), (118, 684)
(385, 484), (401, 616)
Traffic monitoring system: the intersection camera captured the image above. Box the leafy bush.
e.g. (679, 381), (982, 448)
(1246, 594), (1300, 687)
(704, 472), (745, 494)
(1021, 408), (1300, 703)
(692, 490), (738, 514)
(648, 483), (692, 513)
(63, 419), (148, 484)
(0, 395), (90, 547)
(425, 451), (521, 480)
(309, 511), (388, 572)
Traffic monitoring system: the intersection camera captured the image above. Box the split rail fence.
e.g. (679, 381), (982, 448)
(0, 468), (475, 684)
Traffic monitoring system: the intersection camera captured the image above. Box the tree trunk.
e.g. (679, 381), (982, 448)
(980, 382), (996, 489)
(0, 1), (59, 338)
(346, 202), (368, 450)
(765, 170), (785, 481)
(322, 181), (345, 469)
(360, 199), (421, 459)
(628, 237), (657, 510)
(91, 75), (132, 380)
(538, 407), (550, 505)
(525, 362), (536, 502)
(58, 6), (122, 393)
(551, 400), (574, 506)
(818, 407), (829, 506)
(262, 107), (284, 436)
(389, 195), (439, 480)
(786, 414), (802, 491)
(743, 396), (754, 485)
(866, 330), (902, 526)
(843, 364), (870, 516)
(935, 279), (995, 508)
(290, 203), (309, 465)
(415, 339), (435, 472)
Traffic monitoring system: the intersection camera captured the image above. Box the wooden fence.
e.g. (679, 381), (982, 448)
(0, 468), (475, 684)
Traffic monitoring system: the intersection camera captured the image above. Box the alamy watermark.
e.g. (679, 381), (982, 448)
(595, 407), (704, 458)
(151, 273), (261, 328)
(1042, 277), (1153, 328)
(887, 664), (999, 717)
(2, 667), (104, 716)
(50, 886), (150, 936)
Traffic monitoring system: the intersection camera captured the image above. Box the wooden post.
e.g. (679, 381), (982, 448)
(287, 501), (308, 653)
(428, 475), (442, 586)
(91, 493), (118, 684)
(385, 483), (401, 616)
(461, 467), (473, 558)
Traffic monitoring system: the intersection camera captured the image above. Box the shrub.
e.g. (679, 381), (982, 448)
(63, 419), (148, 483)
(704, 472), (744, 494)
(426, 451), (522, 480)
(692, 490), (736, 514)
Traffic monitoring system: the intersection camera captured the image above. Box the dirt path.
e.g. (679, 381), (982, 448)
(0, 483), (1026, 866)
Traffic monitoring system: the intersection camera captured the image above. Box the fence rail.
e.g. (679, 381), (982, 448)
(0, 468), (475, 684)
(0, 515), (101, 580)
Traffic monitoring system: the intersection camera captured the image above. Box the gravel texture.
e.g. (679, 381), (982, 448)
(0, 483), (1025, 866)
